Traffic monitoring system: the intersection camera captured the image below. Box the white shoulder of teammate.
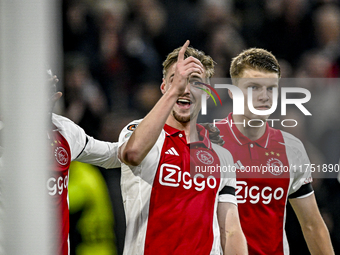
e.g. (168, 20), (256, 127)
(281, 131), (307, 157)
(211, 143), (237, 205)
(52, 113), (87, 161)
(52, 113), (120, 169)
(281, 130), (311, 167)
(281, 130), (313, 197)
(211, 143), (235, 170)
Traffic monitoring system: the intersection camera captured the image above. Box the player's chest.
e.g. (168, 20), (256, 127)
(229, 143), (291, 205)
(235, 177), (290, 205)
(225, 141), (289, 179)
(155, 136), (221, 192)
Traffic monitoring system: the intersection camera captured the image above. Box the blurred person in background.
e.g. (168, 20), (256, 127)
(312, 3), (340, 63)
(198, 0), (246, 77)
(197, 0), (246, 78)
(250, 0), (315, 68)
(91, 1), (131, 110)
(62, 0), (98, 55)
(63, 52), (108, 138)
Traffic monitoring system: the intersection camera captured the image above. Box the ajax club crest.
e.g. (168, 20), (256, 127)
(267, 158), (284, 176)
(196, 150), (214, 165)
(55, 147), (69, 166)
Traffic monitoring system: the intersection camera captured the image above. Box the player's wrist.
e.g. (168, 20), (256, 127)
(163, 87), (183, 101)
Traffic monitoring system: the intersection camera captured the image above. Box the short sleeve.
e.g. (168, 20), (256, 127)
(282, 131), (313, 198)
(76, 137), (120, 169)
(52, 114), (87, 161)
(211, 143), (237, 205)
(118, 119), (143, 148)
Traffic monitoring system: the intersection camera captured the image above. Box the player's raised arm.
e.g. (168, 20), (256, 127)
(118, 40), (204, 166)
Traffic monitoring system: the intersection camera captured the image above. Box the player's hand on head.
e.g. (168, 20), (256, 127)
(171, 40), (204, 95)
(200, 123), (225, 146)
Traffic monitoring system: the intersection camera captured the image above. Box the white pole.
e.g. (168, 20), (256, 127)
(0, 0), (56, 254)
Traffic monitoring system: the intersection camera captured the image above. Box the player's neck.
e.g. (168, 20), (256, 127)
(166, 116), (199, 143)
(232, 114), (266, 141)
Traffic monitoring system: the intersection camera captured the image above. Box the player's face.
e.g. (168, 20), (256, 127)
(162, 62), (208, 123)
(236, 68), (279, 121)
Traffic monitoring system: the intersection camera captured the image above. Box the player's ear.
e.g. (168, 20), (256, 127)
(160, 78), (167, 94)
(228, 89), (233, 99)
(205, 86), (211, 100)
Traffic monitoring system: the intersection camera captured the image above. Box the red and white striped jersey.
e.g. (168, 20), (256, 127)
(215, 113), (313, 255)
(49, 114), (120, 255)
(119, 120), (237, 255)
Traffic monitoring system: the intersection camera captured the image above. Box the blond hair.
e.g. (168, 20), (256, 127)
(162, 46), (215, 80)
(230, 48), (281, 82)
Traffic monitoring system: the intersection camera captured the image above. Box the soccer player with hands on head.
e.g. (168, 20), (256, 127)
(118, 40), (247, 255)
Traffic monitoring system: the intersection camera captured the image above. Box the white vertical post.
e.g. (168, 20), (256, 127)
(0, 0), (56, 254)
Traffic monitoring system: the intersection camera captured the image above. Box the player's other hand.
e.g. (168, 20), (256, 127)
(51, 91), (62, 106)
(200, 123), (225, 146)
(47, 70), (62, 114)
(170, 40), (204, 96)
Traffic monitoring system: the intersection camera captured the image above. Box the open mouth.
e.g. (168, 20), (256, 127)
(177, 98), (191, 108)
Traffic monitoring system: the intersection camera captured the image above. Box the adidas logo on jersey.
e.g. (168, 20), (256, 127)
(234, 160), (245, 170)
(165, 147), (179, 156)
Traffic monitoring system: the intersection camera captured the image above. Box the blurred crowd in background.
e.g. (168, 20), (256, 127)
(58, 0), (340, 254)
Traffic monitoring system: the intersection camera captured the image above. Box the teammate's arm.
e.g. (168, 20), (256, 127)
(289, 193), (334, 255)
(76, 136), (120, 169)
(119, 40), (204, 166)
(48, 71), (121, 169)
(52, 113), (121, 169)
(217, 202), (248, 255)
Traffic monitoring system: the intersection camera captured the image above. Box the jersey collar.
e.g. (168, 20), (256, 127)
(227, 112), (270, 148)
(195, 124), (212, 149)
(164, 123), (182, 136)
(163, 124), (212, 149)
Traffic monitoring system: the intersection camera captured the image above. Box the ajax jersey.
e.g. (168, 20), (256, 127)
(49, 129), (72, 255)
(119, 120), (237, 255)
(215, 113), (313, 255)
(49, 114), (120, 255)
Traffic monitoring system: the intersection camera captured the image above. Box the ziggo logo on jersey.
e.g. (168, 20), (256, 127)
(159, 163), (217, 191)
(236, 181), (285, 204)
(47, 176), (68, 196)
